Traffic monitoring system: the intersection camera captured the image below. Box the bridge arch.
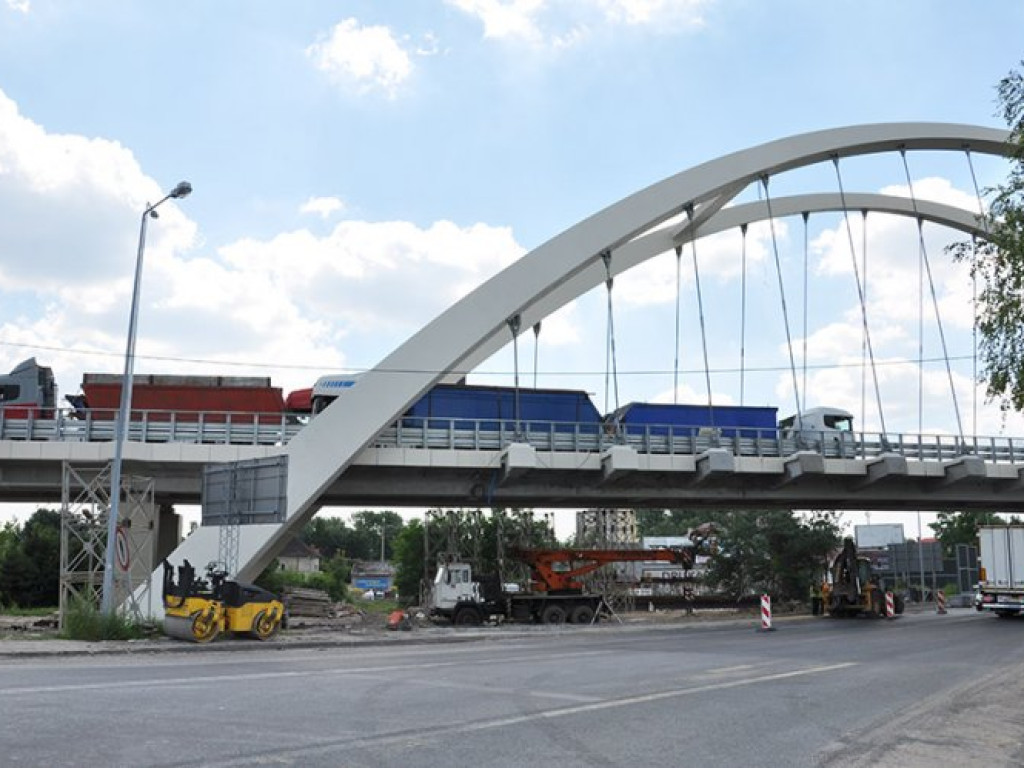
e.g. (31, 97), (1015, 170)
(193, 123), (1014, 581)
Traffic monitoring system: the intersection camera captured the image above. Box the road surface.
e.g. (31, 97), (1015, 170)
(0, 610), (1021, 767)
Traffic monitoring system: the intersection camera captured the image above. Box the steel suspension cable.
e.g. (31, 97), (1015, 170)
(686, 205), (716, 427)
(861, 209), (868, 436)
(966, 149), (988, 438)
(760, 178), (804, 429)
(532, 321), (541, 390)
(508, 314), (522, 436)
(900, 149), (965, 444)
(601, 251), (620, 415)
(674, 245), (682, 404)
(801, 212), (809, 409)
(740, 223), (748, 406)
(831, 156), (889, 438)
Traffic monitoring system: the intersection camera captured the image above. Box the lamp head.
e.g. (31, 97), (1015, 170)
(169, 181), (193, 199)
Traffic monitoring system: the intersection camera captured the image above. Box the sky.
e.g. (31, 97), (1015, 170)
(1, 1), (1023, 539)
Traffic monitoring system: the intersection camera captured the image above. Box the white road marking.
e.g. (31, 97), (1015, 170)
(202, 661), (860, 766)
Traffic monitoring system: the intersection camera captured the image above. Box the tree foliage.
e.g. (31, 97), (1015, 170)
(300, 510), (405, 562)
(392, 519), (425, 605)
(949, 61), (1024, 410)
(0, 509), (62, 609)
(929, 510), (1022, 553)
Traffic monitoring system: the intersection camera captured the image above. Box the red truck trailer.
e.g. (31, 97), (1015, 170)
(77, 373), (289, 423)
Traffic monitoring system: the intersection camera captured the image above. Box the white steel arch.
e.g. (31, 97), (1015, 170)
(166, 122), (1013, 583)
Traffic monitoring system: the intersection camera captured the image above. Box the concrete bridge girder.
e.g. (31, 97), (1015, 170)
(152, 122), (1013, 589)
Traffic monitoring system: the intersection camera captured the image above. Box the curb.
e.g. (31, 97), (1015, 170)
(0, 612), (821, 659)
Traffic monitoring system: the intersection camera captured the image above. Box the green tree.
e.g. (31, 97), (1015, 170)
(351, 511), (405, 561)
(301, 516), (353, 560)
(930, 510), (1022, 553)
(705, 510), (841, 602)
(948, 61), (1024, 409)
(0, 510), (62, 609)
(393, 519), (426, 605)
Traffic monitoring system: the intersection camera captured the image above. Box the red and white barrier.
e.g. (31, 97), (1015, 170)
(937, 591), (947, 615)
(760, 594), (775, 631)
(885, 591), (895, 619)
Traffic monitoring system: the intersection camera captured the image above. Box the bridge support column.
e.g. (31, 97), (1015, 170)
(778, 451), (826, 487)
(502, 443), (537, 483)
(860, 454), (908, 487)
(940, 456), (986, 487)
(694, 449), (735, 485)
(602, 445), (638, 483)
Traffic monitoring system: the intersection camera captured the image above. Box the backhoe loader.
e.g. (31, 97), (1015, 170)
(822, 538), (904, 618)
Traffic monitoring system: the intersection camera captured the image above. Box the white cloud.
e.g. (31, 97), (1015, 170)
(5, 0), (30, 13)
(0, 87), (541, 400)
(596, 0), (708, 26)
(447, 0), (710, 48)
(307, 18), (413, 98)
(300, 196), (345, 218)
(448, 0), (546, 42)
(613, 220), (775, 307)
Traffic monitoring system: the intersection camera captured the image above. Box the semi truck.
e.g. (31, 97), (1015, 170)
(0, 359), (311, 423)
(976, 525), (1024, 617)
(429, 546), (694, 626)
(607, 402), (778, 438)
(0, 358), (57, 418)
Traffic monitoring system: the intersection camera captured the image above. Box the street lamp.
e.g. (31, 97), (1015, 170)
(101, 181), (193, 615)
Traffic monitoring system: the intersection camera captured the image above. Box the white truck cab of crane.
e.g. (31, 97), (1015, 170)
(430, 561), (482, 614)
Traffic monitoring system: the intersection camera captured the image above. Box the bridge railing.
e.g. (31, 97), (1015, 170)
(0, 408), (303, 446)
(5, 410), (1024, 464)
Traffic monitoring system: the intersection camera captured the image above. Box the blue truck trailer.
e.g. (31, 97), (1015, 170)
(403, 384), (602, 432)
(606, 402), (779, 438)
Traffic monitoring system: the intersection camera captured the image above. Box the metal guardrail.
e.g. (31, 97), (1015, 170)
(3, 409), (1024, 464)
(0, 408), (303, 446)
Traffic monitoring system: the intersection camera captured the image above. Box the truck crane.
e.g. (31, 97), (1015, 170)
(429, 546), (694, 627)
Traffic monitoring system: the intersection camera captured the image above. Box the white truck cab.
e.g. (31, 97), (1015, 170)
(310, 373), (362, 415)
(779, 407), (856, 450)
(430, 561), (482, 614)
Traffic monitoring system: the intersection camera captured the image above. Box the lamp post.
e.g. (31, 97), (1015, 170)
(101, 181), (193, 615)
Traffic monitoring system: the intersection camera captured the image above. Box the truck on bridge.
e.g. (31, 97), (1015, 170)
(0, 358), (312, 423)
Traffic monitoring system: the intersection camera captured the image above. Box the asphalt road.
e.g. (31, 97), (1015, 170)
(1, 610), (1022, 767)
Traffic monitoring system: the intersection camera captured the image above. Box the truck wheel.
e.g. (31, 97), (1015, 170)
(540, 604), (567, 625)
(453, 606), (482, 627)
(569, 605), (595, 625)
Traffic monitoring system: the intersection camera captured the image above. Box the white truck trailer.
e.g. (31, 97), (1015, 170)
(976, 525), (1024, 617)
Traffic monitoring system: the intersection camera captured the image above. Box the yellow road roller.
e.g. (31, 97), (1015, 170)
(162, 560), (285, 643)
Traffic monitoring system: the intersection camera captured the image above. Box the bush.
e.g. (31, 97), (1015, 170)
(62, 598), (147, 641)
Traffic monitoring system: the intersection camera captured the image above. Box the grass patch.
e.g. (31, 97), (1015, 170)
(357, 599), (401, 615)
(61, 599), (148, 641)
(0, 606), (57, 617)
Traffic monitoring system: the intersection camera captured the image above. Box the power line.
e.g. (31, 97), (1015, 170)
(0, 339), (981, 379)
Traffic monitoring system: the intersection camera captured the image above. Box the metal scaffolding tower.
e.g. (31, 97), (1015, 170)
(59, 462), (156, 628)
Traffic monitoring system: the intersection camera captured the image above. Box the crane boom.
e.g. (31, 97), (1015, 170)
(515, 547), (694, 593)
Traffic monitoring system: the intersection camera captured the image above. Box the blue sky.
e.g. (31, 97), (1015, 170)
(1, 1), (1023, 535)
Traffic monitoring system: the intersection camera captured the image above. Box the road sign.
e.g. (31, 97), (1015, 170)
(115, 526), (130, 572)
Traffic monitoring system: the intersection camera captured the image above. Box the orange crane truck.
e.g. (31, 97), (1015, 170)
(429, 547), (693, 626)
